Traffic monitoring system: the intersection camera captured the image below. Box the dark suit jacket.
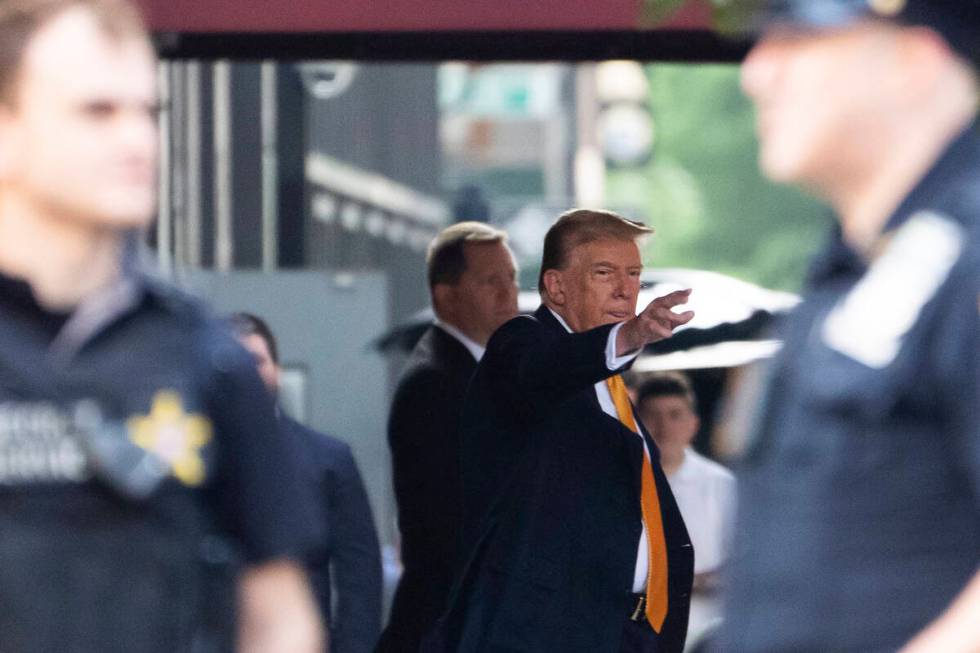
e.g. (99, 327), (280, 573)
(281, 415), (383, 653)
(377, 325), (478, 653)
(427, 307), (693, 653)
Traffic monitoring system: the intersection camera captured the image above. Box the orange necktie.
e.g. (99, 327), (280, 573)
(605, 374), (669, 632)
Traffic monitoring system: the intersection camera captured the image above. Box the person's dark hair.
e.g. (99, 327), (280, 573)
(426, 221), (509, 289)
(0, 0), (148, 105)
(538, 208), (653, 292)
(227, 312), (279, 364)
(636, 371), (698, 413)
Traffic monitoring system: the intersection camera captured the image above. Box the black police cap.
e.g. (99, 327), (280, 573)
(723, 0), (980, 65)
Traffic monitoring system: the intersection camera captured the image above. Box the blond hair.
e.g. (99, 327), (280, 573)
(426, 221), (509, 288)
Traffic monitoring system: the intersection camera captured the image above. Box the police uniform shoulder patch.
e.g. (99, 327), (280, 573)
(0, 402), (89, 484)
(127, 391), (212, 486)
(822, 211), (964, 369)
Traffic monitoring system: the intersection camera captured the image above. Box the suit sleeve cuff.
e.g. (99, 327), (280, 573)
(606, 322), (639, 370)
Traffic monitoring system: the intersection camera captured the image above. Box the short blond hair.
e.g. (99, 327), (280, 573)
(0, 0), (148, 104)
(538, 209), (652, 290)
(426, 221), (509, 288)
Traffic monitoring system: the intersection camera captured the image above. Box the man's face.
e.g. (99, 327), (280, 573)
(438, 241), (519, 345)
(741, 21), (897, 187)
(238, 333), (280, 396)
(638, 395), (700, 452)
(553, 238), (642, 332)
(0, 8), (158, 229)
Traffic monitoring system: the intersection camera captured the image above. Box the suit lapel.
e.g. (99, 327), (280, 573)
(635, 415), (661, 464)
(611, 394), (666, 500)
(615, 417), (644, 499)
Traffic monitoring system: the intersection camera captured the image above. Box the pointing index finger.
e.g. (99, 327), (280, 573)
(655, 288), (693, 309)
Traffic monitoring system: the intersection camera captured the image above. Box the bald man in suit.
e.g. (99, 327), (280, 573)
(378, 222), (518, 653)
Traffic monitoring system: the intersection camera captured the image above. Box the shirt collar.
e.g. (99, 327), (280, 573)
(433, 318), (486, 362)
(547, 307), (574, 333)
(672, 447), (699, 481)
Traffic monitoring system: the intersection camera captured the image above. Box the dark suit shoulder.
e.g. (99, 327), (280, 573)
(394, 326), (477, 404)
(484, 308), (614, 361)
(402, 325), (476, 378)
(280, 415), (353, 470)
(473, 308), (621, 411)
(487, 313), (546, 344)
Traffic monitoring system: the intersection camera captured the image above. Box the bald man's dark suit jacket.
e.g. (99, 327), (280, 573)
(426, 306), (693, 653)
(378, 325), (478, 653)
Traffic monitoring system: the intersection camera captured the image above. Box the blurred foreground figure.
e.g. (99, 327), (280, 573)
(378, 222), (518, 653)
(0, 2), (323, 651)
(724, 1), (980, 652)
(230, 312), (383, 653)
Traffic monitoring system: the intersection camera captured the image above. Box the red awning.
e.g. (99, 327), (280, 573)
(136, 0), (713, 33)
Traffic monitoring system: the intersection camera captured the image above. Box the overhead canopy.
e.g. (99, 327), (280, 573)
(138, 0), (714, 32)
(137, 0), (749, 61)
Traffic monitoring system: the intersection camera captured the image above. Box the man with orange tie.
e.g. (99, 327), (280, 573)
(424, 209), (695, 653)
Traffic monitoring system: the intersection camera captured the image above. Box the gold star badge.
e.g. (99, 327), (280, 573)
(869, 0), (905, 17)
(127, 391), (212, 487)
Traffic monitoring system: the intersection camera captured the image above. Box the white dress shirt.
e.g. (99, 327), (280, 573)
(667, 448), (735, 575)
(547, 309), (650, 592)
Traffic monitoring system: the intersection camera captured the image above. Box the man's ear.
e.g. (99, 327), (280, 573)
(541, 269), (565, 306)
(432, 282), (454, 317)
(272, 362), (283, 393)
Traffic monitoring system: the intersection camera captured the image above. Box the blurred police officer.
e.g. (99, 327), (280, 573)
(0, 1), (323, 651)
(723, 1), (980, 652)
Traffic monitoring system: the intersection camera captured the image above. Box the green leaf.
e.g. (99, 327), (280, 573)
(639, 0), (689, 27)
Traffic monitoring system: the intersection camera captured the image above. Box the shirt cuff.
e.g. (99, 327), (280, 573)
(606, 322), (639, 370)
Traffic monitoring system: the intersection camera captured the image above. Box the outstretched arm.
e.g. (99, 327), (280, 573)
(488, 291), (694, 410)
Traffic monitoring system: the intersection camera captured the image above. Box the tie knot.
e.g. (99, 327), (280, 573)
(606, 373), (627, 395)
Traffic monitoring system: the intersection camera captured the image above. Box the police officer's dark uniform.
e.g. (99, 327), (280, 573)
(723, 3), (980, 652)
(0, 265), (319, 653)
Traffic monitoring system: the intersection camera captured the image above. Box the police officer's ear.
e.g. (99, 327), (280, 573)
(893, 25), (967, 98)
(0, 105), (21, 181)
(541, 269), (567, 306)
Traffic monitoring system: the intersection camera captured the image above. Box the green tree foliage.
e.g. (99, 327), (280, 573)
(606, 64), (831, 291)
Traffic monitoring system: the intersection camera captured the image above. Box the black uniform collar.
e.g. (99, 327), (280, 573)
(881, 115), (980, 234)
(0, 270), (73, 341)
(808, 116), (980, 287)
(0, 263), (155, 358)
(805, 220), (866, 287)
